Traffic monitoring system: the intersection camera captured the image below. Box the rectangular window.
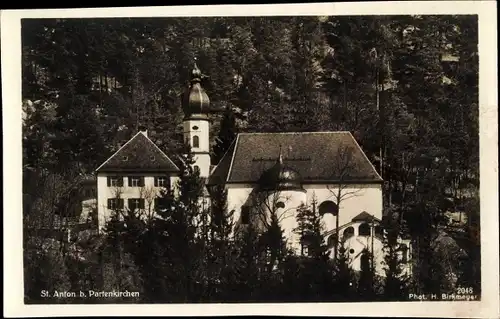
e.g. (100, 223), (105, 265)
(241, 206), (250, 224)
(107, 176), (123, 187)
(128, 176), (144, 187)
(193, 135), (200, 148)
(128, 198), (145, 211)
(154, 176), (170, 188)
(107, 198), (124, 210)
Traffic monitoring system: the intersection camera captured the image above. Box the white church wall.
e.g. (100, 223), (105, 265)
(325, 222), (413, 277)
(225, 183), (383, 247)
(226, 185), (307, 250)
(303, 183), (383, 233)
(325, 221), (385, 275)
(343, 234), (386, 274)
(226, 183), (254, 229)
(223, 182), (399, 275)
(256, 189), (307, 253)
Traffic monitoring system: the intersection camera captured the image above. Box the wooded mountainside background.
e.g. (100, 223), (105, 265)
(22, 15), (480, 303)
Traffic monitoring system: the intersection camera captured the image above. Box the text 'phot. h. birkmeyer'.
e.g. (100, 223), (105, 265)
(2, 2), (498, 318)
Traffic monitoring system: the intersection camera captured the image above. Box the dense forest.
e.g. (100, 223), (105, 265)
(22, 15), (480, 303)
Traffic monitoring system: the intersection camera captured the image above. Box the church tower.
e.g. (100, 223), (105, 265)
(181, 61), (211, 178)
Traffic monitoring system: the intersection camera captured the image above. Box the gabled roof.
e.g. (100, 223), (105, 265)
(207, 137), (237, 185)
(96, 132), (180, 173)
(208, 132), (382, 185)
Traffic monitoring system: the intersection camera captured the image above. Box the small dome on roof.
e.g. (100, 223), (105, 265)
(258, 149), (304, 192)
(182, 60), (210, 117)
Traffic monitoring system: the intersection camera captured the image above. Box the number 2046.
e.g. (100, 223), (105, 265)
(457, 287), (474, 294)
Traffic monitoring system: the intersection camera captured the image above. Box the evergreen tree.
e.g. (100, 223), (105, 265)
(231, 221), (261, 301)
(255, 212), (287, 300)
(382, 213), (410, 300)
(288, 16), (328, 132)
(294, 201), (329, 260)
(158, 143), (206, 301)
(456, 196), (480, 295)
(21, 15), (480, 303)
(100, 143), (207, 302)
(101, 211), (145, 301)
(259, 212), (288, 274)
(209, 185), (234, 243)
(331, 238), (356, 301)
(51, 93), (107, 173)
(204, 184), (235, 301)
(357, 248), (379, 300)
(293, 201), (335, 300)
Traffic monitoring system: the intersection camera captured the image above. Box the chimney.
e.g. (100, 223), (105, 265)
(138, 125), (148, 137)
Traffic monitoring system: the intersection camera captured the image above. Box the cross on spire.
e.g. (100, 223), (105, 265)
(190, 56), (202, 83)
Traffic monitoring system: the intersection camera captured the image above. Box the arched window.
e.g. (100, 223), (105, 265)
(343, 226), (355, 239)
(318, 200), (339, 216)
(193, 135), (200, 148)
(193, 165), (200, 174)
(375, 225), (383, 238)
(358, 223), (371, 236)
(327, 235), (336, 247)
(276, 201), (285, 209)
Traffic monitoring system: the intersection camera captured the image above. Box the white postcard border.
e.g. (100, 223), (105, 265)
(2, 2), (498, 318)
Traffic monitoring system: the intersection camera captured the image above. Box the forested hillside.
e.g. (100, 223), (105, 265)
(22, 15), (480, 303)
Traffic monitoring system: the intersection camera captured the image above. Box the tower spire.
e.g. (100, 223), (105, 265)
(182, 57), (210, 118)
(190, 57), (202, 84)
(181, 58), (211, 178)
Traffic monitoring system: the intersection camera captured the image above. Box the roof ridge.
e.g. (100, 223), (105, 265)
(225, 132), (382, 184)
(144, 133), (180, 171)
(95, 131), (143, 172)
(208, 137), (237, 181)
(95, 131), (180, 172)
(226, 134), (240, 183)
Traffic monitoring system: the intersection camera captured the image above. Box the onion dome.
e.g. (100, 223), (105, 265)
(182, 59), (210, 119)
(258, 147), (304, 192)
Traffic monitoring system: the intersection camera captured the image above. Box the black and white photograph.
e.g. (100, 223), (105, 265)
(2, 2), (498, 318)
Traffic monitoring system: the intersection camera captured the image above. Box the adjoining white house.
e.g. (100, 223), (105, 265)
(95, 130), (181, 230)
(94, 62), (411, 275)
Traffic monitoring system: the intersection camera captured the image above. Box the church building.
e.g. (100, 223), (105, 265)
(95, 63), (411, 275)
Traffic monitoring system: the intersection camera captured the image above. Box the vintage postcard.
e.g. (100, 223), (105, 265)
(2, 2), (498, 318)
